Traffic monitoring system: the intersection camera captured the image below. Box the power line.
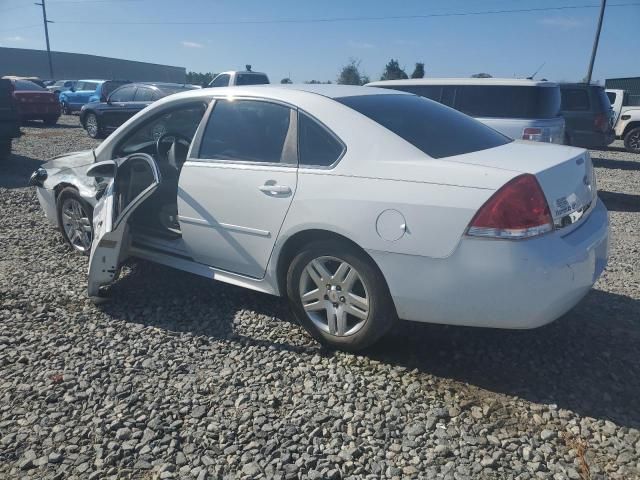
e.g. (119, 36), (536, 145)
(48, 2), (640, 26)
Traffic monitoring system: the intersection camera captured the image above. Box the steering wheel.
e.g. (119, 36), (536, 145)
(155, 132), (192, 173)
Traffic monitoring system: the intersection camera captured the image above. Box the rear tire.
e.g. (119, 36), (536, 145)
(623, 127), (640, 154)
(286, 239), (396, 351)
(0, 140), (10, 160)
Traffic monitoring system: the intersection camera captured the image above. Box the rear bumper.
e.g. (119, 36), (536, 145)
(569, 130), (615, 148)
(369, 199), (609, 329)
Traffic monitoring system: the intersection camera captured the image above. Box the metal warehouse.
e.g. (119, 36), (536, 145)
(0, 47), (186, 83)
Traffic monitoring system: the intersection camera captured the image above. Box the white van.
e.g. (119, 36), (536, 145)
(366, 78), (565, 144)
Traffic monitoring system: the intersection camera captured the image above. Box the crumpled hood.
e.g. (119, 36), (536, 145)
(43, 150), (95, 171)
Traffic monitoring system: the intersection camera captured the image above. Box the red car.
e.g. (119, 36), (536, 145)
(7, 78), (61, 125)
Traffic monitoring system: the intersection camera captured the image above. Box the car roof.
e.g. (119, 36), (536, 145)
(367, 78), (558, 87)
(559, 82), (604, 89)
(135, 82), (194, 89)
(78, 79), (105, 83)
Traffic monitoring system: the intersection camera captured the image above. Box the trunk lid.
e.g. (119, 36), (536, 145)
(449, 140), (597, 226)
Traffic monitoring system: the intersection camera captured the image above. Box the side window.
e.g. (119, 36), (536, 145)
(83, 82), (99, 92)
(561, 89), (590, 111)
(74, 82), (85, 91)
(199, 99), (295, 164)
(298, 112), (344, 167)
(210, 74), (230, 87)
(110, 86), (137, 102)
(134, 87), (154, 101)
(116, 103), (208, 156)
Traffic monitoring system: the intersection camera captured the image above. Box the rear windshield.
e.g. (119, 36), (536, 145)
(383, 85), (561, 119)
(595, 87), (612, 111)
(336, 94), (511, 159)
(15, 80), (45, 91)
(236, 73), (269, 86)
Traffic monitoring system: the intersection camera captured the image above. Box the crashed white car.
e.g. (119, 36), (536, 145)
(32, 85), (609, 350)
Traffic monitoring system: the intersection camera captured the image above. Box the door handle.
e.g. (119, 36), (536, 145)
(259, 184), (291, 195)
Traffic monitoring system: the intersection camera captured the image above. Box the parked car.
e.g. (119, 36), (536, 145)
(367, 78), (565, 144)
(606, 89), (640, 153)
(208, 68), (270, 87)
(559, 83), (615, 148)
(3, 76), (48, 89)
(59, 80), (130, 114)
(79, 82), (199, 138)
(4, 78), (60, 125)
(0, 78), (21, 160)
(47, 79), (78, 96)
(31, 85), (608, 351)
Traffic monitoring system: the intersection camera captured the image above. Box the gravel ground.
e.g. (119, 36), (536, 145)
(1, 116), (639, 479)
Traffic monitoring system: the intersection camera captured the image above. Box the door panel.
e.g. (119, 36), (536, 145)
(177, 162), (297, 278)
(88, 153), (160, 296)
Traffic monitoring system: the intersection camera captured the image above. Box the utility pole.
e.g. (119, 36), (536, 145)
(35, 0), (54, 79)
(586, 0), (606, 84)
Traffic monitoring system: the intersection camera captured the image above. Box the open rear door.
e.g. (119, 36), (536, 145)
(87, 153), (160, 297)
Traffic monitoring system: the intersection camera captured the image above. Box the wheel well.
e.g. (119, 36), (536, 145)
(80, 110), (94, 127)
(54, 183), (78, 200)
(623, 121), (640, 137)
(276, 229), (381, 296)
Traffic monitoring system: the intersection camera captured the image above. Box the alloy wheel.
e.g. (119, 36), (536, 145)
(298, 256), (370, 337)
(86, 115), (98, 137)
(630, 131), (640, 151)
(61, 197), (92, 252)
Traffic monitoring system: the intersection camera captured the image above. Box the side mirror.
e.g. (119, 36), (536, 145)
(87, 160), (116, 178)
(70, 87), (76, 92)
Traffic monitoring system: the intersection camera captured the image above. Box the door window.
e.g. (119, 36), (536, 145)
(210, 74), (230, 87)
(110, 86), (137, 102)
(561, 89), (590, 111)
(134, 87), (154, 101)
(298, 112), (344, 167)
(116, 103), (208, 156)
(82, 82), (99, 92)
(198, 99), (296, 164)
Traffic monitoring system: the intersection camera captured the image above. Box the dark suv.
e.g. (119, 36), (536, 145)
(559, 83), (614, 148)
(0, 79), (21, 160)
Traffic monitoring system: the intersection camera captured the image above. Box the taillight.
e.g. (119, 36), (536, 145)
(467, 174), (553, 239)
(522, 127), (543, 141)
(594, 113), (608, 132)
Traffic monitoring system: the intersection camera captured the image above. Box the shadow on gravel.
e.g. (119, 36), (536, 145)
(598, 191), (640, 212)
(593, 157), (640, 171)
(368, 288), (640, 429)
(0, 154), (44, 189)
(96, 260), (640, 429)
(21, 119), (81, 129)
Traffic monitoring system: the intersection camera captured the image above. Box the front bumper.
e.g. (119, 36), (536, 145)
(36, 187), (58, 227)
(369, 199), (609, 329)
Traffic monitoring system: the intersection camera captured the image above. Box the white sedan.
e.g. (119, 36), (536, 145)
(33, 85), (609, 351)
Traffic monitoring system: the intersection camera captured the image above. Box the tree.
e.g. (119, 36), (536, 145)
(185, 71), (216, 86)
(280, 78), (293, 84)
(380, 59), (408, 81)
(305, 80), (333, 84)
(337, 59), (368, 85)
(411, 63), (425, 79)
(471, 73), (492, 78)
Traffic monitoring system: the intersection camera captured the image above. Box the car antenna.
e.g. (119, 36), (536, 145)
(527, 62), (546, 80)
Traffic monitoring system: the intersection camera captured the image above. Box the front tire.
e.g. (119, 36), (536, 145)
(56, 188), (94, 255)
(286, 239), (396, 351)
(623, 127), (640, 154)
(84, 113), (103, 139)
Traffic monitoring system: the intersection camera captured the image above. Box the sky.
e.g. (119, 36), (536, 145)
(0, 0), (639, 83)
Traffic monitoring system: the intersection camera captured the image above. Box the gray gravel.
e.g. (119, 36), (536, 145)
(1, 117), (639, 479)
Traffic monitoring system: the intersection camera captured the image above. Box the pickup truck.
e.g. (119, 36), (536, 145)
(208, 68), (269, 88)
(0, 79), (21, 160)
(606, 88), (640, 153)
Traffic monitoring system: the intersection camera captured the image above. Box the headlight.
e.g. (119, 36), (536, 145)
(28, 168), (48, 187)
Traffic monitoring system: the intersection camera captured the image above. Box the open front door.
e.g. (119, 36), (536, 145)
(87, 153), (160, 297)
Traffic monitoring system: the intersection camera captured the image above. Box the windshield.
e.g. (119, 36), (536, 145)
(15, 80), (45, 91)
(336, 94), (511, 159)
